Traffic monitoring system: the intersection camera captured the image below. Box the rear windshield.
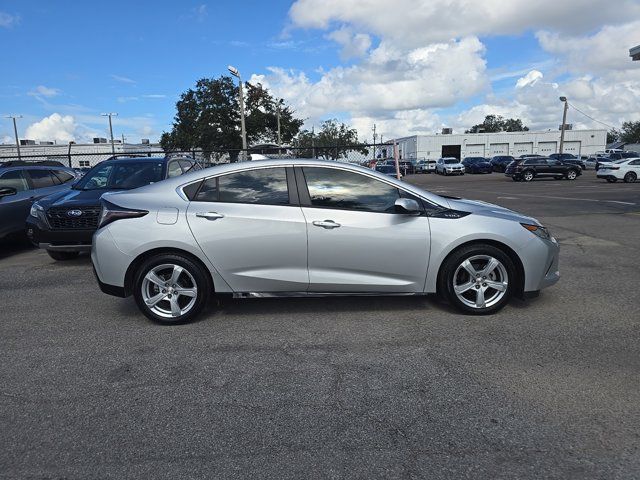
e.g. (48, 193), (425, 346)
(75, 161), (164, 190)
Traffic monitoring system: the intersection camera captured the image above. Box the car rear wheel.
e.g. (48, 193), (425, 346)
(133, 253), (212, 325)
(438, 244), (515, 315)
(566, 169), (578, 180)
(624, 172), (637, 183)
(47, 250), (80, 261)
(522, 171), (534, 182)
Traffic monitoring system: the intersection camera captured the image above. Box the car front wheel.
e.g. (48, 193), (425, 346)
(624, 172), (637, 183)
(566, 169), (578, 180)
(133, 253), (212, 325)
(438, 244), (515, 315)
(522, 171), (534, 182)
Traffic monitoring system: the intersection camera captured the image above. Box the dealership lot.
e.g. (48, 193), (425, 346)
(1, 171), (639, 479)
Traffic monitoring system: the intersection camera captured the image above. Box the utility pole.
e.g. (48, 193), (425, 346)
(101, 113), (118, 154)
(372, 123), (377, 161)
(6, 115), (22, 160)
(311, 125), (316, 159)
(276, 98), (282, 148)
(559, 96), (568, 155)
(228, 65), (247, 161)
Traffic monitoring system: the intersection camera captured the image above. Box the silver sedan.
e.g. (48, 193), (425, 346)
(91, 159), (560, 324)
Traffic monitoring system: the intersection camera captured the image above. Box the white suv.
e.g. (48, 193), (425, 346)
(436, 157), (465, 175)
(597, 158), (640, 183)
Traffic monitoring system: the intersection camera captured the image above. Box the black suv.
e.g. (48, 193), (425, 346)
(26, 156), (200, 260)
(505, 157), (581, 182)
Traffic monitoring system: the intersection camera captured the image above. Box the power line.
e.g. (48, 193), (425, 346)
(567, 102), (617, 130)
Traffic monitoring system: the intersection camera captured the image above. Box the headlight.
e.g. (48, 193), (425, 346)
(521, 223), (551, 241)
(30, 202), (44, 218)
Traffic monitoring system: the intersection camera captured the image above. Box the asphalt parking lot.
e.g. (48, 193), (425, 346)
(1, 170), (639, 479)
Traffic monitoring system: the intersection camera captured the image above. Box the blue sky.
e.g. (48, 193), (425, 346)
(1, 0), (638, 144)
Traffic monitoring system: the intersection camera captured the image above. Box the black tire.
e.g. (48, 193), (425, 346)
(522, 171), (534, 182)
(438, 243), (515, 315)
(606, 178), (617, 183)
(624, 172), (637, 183)
(565, 169), (578, 180)
(47, 250), (80, 261)
(133, 253), (212, 325)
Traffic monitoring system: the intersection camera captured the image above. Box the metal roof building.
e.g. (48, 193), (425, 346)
(394, 129), (607, 160)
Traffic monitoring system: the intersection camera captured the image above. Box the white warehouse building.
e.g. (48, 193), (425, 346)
(394, 129), (607, 160)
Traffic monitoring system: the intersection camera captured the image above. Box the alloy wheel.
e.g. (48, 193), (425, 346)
(452, 255), (509, 309)
(567, 170), (577, 180)
(624, 172), (636, 183)
(141, 263), (198, 318)
(523, 172), (534, 181)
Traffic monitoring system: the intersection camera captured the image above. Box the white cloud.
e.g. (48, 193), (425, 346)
(25, 113), (79, 143)
(110, 74), (136, 84)
(28, 85), (61, 97)
(516, 70), (543, 89)
(0, 11), (20, 28)
(327, 27), (372, 60)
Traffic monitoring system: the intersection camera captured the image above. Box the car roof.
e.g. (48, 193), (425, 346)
(0, 164), (75, 172)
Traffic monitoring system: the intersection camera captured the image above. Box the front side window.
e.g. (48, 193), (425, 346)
(195, 167), (289, 205)
(167, 161), (183, 178)
(76, 162), (163, 190)
(0, 170), (29, 192)
(303, 167), (399, 213)
(52, 170), (75, 184)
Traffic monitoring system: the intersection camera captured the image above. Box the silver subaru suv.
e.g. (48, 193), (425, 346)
(91, 159), (559, 324)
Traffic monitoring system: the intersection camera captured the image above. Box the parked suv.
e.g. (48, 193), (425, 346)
(436, 157), (465, 175)
(490, 156), (515, 173)
(26, 156), (200, 260)
(462, 157), (493, 174)
(548, 153), (586, 170)
(505, 157), (581, 182)
(415, 159), (436, 173)
(0, 164), (78, 240)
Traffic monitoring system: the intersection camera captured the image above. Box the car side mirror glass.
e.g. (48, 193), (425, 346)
(0, 187), (17, 198)
(395, 198), (420, 214)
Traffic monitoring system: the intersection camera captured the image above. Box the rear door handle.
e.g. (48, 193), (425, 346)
(312, 220), (341, 229)
(196, 211), (225, 221)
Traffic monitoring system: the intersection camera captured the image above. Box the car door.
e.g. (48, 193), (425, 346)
(298, 166), (430, 293)
(186, 166), (309, 292)
(0, 169), (33, 238)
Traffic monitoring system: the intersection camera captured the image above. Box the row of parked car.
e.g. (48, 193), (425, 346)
(0, 156), (201, 260)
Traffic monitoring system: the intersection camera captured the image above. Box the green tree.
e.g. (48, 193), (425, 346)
(160, 75), (304, 159)
(618, 121), (640, 143)
(606, 129), (620, 145)
(293, 119), (368, 160)
(466, 115), (529, 134)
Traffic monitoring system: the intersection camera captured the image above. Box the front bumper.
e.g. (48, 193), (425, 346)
(26, 217), (94, 252)
(445, 169), (465, 175)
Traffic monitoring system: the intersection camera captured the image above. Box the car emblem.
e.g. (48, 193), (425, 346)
(67, 209), (83, 217)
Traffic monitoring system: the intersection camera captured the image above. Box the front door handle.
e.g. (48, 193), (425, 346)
(312, 220), (341, 229)
(196, 211), (225, 221)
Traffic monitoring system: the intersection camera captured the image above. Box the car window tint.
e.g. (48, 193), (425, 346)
(27, 169), (57, 188)
(52, 170), (75, 183)
(0, 170), (29, 192)
(178, 160), (195, 173)
(194, 178), (218, 202)
(167, 161), (183, 178)
(303, 167), (399, 213)
(218, 168), (289, 205)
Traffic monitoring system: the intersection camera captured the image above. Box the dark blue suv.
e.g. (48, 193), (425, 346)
(0, 164), (78, 240)
(26, 155), (200, 260)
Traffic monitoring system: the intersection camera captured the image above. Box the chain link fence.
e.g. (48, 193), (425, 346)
(0, 144), (397, 169)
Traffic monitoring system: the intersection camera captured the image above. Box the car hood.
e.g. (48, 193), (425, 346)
(37, 188), (110, 209)
(444, 197), (541, 225)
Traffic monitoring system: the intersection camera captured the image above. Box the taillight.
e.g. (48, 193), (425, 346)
(98, 199), (148, 228)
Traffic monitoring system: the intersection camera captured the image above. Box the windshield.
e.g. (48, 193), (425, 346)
(444, 159), (458, 164)
(75, 161), (164, 190)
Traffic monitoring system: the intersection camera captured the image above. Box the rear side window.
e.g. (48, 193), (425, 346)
(195, 167), (289, 205)
(0, 170), (29, 192)
(303, 167), (399, 213)
(179, 160), (197, 173)
(27, 170), (57, 188)
(167, 161), (183, 178)
(52, 170), (75, 184)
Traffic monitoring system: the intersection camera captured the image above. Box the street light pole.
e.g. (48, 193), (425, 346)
(372, 123), (377, 161)
(228, 65), (248, 161)
(559, 96), (568, 155)
(6, 115), (22, 160)
(101, 113), (118, 154)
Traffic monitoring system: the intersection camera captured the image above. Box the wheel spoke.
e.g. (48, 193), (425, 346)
(145, 292), (166, 307)
(461, 259), (477, 277)
(482, 257), (500, 277)
(170, 296), (181, 317)
(175, 287), (197, 298)
(454, 282), (474, 294)
(145, 271), (165, 287)
(169, 265), (184, 285)
(475, 288), (486, 308)
(485, 280), (507, 292)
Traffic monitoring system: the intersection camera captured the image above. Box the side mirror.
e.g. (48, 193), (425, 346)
(0, 187), (17, 198)
(395, 198), (421, 214)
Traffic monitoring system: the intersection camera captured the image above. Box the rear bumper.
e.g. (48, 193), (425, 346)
(92, 264), (127, 297)
(597, 174), (617, 180)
